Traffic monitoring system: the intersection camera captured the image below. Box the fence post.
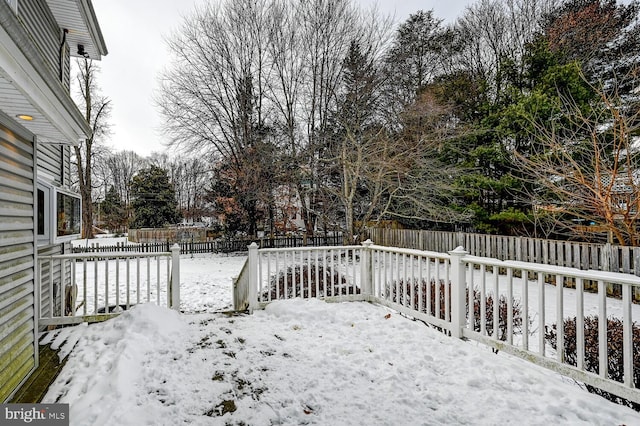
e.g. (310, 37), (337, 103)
(360, 239), (373, 299)
(448, 246), (468, 339)
(248, 242), (259, 313)
(170, 244), (181, 311)
(601, 243), (614, 295)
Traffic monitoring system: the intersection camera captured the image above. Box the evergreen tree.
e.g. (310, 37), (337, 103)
(130, 166), (180, 228)
(542, 0), (640, 104)
(326, 39), (383, 240)
(101, 186), (127, 233)
(383, 10), (446, 106)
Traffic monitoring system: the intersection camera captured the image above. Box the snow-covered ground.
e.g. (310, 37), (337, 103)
(41, 253), (640, 425)
(179, 253), (247, 312)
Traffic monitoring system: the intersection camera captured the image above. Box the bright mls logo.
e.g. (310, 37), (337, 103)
(1, 404), (68, 425)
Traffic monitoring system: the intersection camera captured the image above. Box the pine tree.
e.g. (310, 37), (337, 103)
(131, 166), (181, 228)
(383, 10), (446, 106)
(326, 40), (382, 241)
(101, 186), (127, 233)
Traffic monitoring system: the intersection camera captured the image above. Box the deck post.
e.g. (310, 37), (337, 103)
(248, 242), (259, 313)
(448, 246), (468, 338)
(361, 239), (374, 299)
(170, 244), (181, 311)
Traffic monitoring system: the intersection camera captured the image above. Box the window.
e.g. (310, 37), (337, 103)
(37, 183), (51, 244)
(56, 190), (81, 238)
(37, 182), (81, 245)
(37, 187), (45, 235)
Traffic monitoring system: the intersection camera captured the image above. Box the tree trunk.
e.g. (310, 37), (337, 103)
(81, 185), (94, 239)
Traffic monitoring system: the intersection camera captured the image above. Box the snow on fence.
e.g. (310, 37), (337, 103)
(72, 234), (345, 255)
(369, 227), (640, 286)
(236, 240), (640, 405)
(38, 244), (181, 326)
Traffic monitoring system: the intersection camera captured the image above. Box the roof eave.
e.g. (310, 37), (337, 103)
(78, 0), (108, 57)
(0, 2), (91, 145)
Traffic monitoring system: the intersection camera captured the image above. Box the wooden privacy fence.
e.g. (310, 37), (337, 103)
(73, 234), (344, 255)
(128, 227), (215, 243)
(235, 241), (640, 406)
(367, 228), (640, 277)
(38, 245), (181, 326)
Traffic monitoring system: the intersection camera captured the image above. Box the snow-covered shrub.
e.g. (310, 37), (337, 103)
(388, 279), (523, 340)
(545, 316), (640, 410)
(262, 264), (359, 300)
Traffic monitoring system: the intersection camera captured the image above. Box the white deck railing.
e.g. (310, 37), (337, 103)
(238, 240), (640, 405)
(38, 244), (181, 326)
(244, 243), (365, 311)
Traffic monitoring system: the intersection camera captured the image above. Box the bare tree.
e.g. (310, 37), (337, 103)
(324, 40), (470, 241)
(86, 143), (112, 203)
(178, 157), (210, 222)
(106, 150), (144, 206)
(73, 58), (112, 238)
(158, 0), (276, 236)
(158, 0), (393, 237)
(382, 89), (474, 227)
(515, 79), (640, 245)
(454, 0), (560, 99)
(158, 0), (270, 157)
(297, 1), (393, 235)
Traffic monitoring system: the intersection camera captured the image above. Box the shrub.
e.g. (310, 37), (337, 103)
(545, 316), (640, 410)
(261, 264), (359, 300)
(388, 279), (523, 341)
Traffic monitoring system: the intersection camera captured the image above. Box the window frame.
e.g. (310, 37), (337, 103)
(37, 182), (51, 246)
(54, 187), (82, 242)
(37, 181), (82, 245)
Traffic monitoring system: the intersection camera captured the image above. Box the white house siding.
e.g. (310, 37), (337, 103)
(37, 143), (63, 183)
(37, 246), (64, 319)
(0, 119), (37, 403)
(36, 143), (71, 319)
(18, 0), (70, 90)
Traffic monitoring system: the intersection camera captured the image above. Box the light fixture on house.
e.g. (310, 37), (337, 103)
(77, 44), (90, 58)
(16, 114), (34, 121)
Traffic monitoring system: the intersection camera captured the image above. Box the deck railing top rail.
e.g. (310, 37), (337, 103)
(256, 244), (362, 254)
(367, 227), (640, 277)
(41, 251), (172, 260)
(368, 243), (452, 260)
(465, 255), (640, 286)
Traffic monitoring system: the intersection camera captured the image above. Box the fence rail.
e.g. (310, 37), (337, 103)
(236, 240), (640, 406)
(38, 245), (181, 326)
(72, 235), (345, 255)
(368, 228), (640, 296)
(366, 228), (640, 274)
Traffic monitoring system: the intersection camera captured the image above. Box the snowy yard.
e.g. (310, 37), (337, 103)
(42, 253), (640, 425)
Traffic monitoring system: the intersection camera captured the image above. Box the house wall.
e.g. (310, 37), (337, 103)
(17, 0), (70, 90)
(0, 0), (103, 403)
(0, 115), (37, 403)
(36, 142), (72, 319)
(27, 0), (76, 319)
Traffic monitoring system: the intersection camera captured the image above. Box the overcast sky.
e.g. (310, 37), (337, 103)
(91, 0), (473, 157)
